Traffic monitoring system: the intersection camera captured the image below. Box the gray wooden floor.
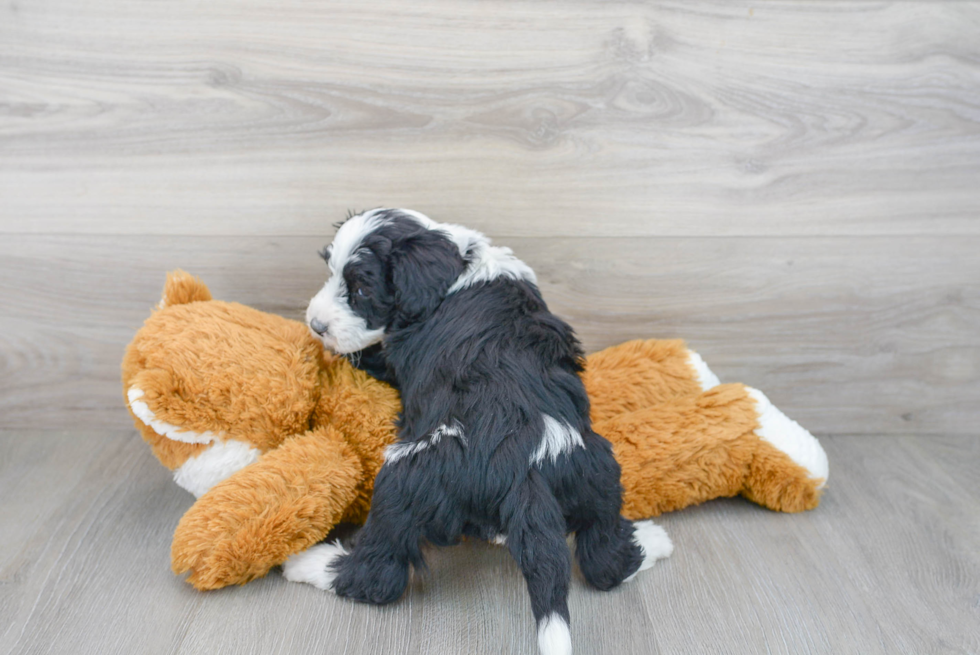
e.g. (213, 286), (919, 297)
(2, 0), (979, 653)
(0, 432), (977, 655)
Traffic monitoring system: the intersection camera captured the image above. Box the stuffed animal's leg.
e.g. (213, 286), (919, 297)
(171, 426), (362, 590)
(582, 339), (720, 424)
(739, 388), (828, 511)
(596, 383), (827, 518)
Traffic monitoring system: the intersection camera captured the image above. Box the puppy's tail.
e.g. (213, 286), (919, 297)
(158, 269), (212, 309)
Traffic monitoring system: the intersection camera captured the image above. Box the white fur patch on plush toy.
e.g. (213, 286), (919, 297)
(747, 388), (829, 487)
(282, 541), (350, 591)
(173, 440), (261, 497)
(128, 386), (259, 497)
(687, 350), (721, 391)
(127, 388), (220, 445)
(623, 520), (674, 583)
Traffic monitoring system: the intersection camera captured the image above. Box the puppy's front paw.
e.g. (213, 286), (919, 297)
(282, 541), (349, 591)
(323, 550), (411, 605)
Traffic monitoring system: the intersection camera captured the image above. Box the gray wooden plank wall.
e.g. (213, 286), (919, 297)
(1, 234), (978, 435)
(1, 1), (978, 436)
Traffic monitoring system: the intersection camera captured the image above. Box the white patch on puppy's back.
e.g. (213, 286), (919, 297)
(530, 415), (585, 466)
(172, 439), (261, 497)
(384, 421), (466, 464)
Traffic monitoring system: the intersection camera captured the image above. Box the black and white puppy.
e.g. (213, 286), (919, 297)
(285, 209), (672, 655)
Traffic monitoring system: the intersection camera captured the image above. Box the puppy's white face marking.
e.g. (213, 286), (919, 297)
(530, 415), (585, 466)
(308, 208), (537, 353)
(306, 210), (389, 354)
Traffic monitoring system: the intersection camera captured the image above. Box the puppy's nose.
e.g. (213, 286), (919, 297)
(310, 318), (330, 336)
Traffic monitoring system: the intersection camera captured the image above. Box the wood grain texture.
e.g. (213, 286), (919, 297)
(1, 234), (976, 435)
(1, 1), (979, 237)
(1, 431), (977, 654)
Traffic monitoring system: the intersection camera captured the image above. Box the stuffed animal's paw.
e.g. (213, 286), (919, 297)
(171, 428), (363, 590)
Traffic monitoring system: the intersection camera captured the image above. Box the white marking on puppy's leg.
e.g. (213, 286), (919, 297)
(623, 520), (673, 583)
(127, 388), (220, 445)
(282, 541), (350, 592)
(687, 350), (720, 391)
(537, 613), (572, 655)
(172, 440), (260, 497)
(530, 415), (585, 466)
(746, 388), (829, 488)
(490, 534), (507, 546)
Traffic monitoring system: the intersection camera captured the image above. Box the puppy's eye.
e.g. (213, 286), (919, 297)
(356, 287), (365, 297)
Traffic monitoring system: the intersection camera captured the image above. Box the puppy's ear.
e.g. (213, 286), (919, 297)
(388, 231), (465, 328)
(363, 233), (393, 261)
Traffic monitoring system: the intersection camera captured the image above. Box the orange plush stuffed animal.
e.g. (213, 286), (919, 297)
(122, 271), (828, 591)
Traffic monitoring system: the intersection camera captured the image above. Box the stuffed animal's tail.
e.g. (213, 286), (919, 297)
(159, 270), (212, 308)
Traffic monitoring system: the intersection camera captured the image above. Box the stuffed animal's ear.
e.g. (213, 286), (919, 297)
(161, 270), (212, 307)
(388, 230), (465, 329)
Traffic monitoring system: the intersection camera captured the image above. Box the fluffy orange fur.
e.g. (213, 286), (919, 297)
(122, 271), (824, 590)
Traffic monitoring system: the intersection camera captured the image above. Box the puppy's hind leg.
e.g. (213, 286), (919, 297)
(567, 436), (673, 589)
(576, 516), (673, 587)
(503, 471), (573, 655)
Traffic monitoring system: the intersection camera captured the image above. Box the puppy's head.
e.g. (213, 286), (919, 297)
(306, 209), (467, 353)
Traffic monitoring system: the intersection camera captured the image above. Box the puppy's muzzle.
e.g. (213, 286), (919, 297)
(310, 317), (330, 336)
